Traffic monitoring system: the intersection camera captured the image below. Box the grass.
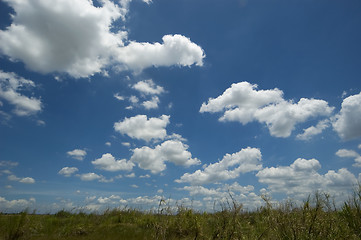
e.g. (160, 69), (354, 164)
(1, 187), (361, 240)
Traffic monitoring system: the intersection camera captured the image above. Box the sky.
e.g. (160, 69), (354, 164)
(0, 0), (361, 213)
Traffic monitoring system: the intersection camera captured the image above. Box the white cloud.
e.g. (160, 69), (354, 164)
(0, 196), (36, 213)
(126, 173), (136, 178)
(256, 158), (357, 198)
(140, 174), (151, 178)
(200, 82), (334, 138)
(129, 95), (139, 104)
(131, 140), (200, 173)
(336, 149), (361, 167)
(105, 142), (111, 147)
(116, 34), (205, 71)
(78, 173), (103, 181)
(58, 167), (79, 177)
(0, 70), (42, 116)
(114, 93), (125, 101)
(133, 79), (164, 95)
(0, 160), (18, 167)
(142, 96), (160, 109)
(114, 115), (170, 142)
(176, 147), (262, 185)
(143, 0), (152, 4)
(296, 119), (330, 140)
(0, 1), (204, 78)
(333, 92), (361, 140)
(92, 153), (134, 171)
(7, 175), (20, 181)
(8, 174), (35, 184)
(67, 149), (87, 161)
(0, 0), (125, 78)
(19, 177), (35, 184)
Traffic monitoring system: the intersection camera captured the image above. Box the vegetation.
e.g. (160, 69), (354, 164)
(1, 187), (361, 240)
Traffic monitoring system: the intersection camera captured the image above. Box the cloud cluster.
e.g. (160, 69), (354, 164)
(114, 115), (170, 142)
(176, 147), (262, 185)
(0, 196), (36, 213)
(200, 82), (334, 138)
(256, 158), (357, 198)
(131, 140), (200, 173)
(8, 174), (35, 184)
(0, 0), (205, 78)
(0, 70), (42, 117)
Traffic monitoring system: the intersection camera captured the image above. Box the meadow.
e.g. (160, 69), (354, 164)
(1, 187), (361, 240)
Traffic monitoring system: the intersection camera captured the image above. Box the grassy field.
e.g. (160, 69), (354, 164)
(1, 188), (361, 240)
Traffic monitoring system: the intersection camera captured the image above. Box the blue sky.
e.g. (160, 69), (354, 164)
(1, 0), (361, 213)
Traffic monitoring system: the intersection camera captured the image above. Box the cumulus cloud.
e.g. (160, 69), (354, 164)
(0, 0), (124, 78)
(176, 147), (262, 185)
(336, 149), (361, 167)
(200, 82), (334, 138)
(67, 149), (87, 161)
(256, 158), (357, 198)
(0, 70), (42, 116)
(92, 153), (134, 171)
(116, 34), (205, 71)
(114, 115), (169, 142)
(131, 140), (200, 173)
(332, 92), (361, 140)
(0, 0), (204, 78)
(296, 119), (330, 140)
(58, 167), (79, 177)
(132, 79), (164, 95)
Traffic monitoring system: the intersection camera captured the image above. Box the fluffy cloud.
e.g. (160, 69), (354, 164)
(332, 92), (361, 140)
(176, 147), (262, 185)
(0, 0), (124, 78)
(0, 0), (204, 78)
(58, 167), (79, 177)
(114, 115), (169, 142)
(256, 158), (357, 198)
(116, 34), (205, 71)
(296, 119), (330, 140)
(336, 149), (361, 167)
(92, 153), (134, 171)
(131, 140), (200, 173)
(200, 82), (334, 138)
(67, 149), (87, 161)
(132, 79), (164, 95)
(0, 70), (42, 116)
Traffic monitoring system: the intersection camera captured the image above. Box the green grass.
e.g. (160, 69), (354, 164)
(1, 187), (361, 239)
